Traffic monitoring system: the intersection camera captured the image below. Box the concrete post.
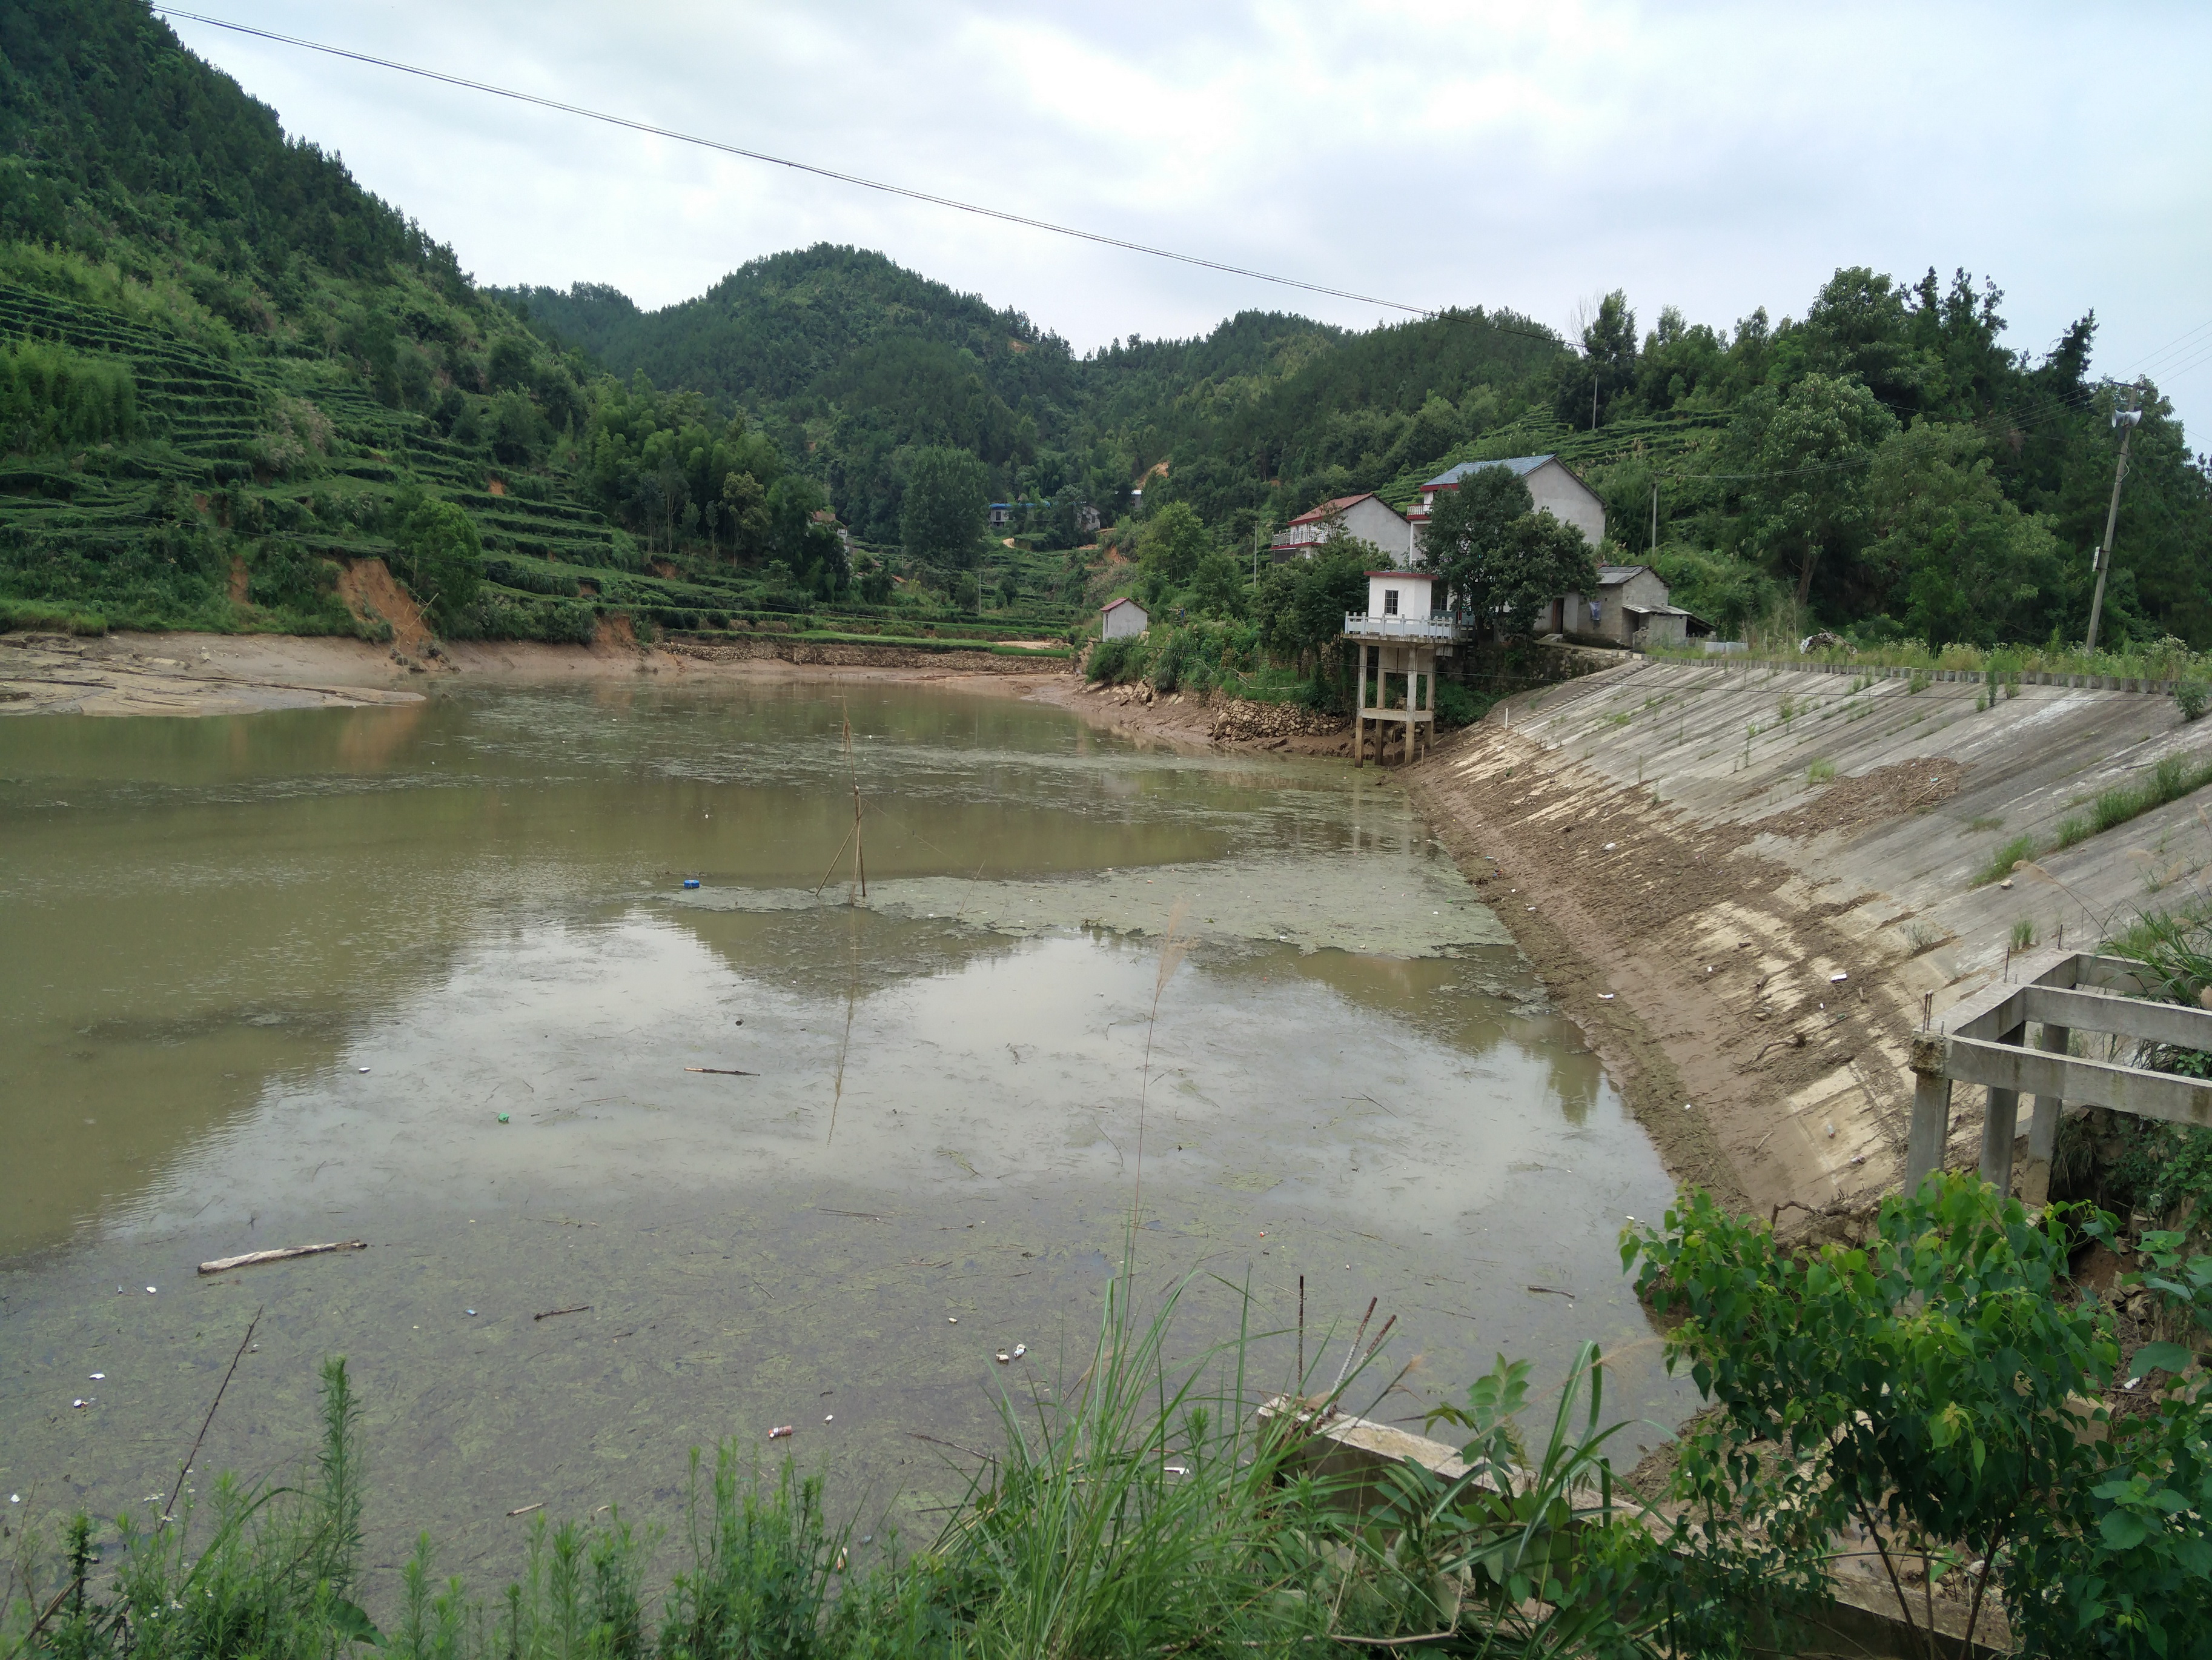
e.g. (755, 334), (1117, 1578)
(1905, 1071), (1953, 1193)
(2022, 1023), (2069, 1207)
(1978, 1024), (2025, 1192)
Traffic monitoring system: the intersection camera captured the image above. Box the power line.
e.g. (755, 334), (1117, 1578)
(152, 7), (1446, 323)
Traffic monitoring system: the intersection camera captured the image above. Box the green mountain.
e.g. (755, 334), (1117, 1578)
(1, 0), (2205, 652)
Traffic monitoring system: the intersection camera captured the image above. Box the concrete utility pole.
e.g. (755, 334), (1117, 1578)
(2084, 394), (2143, 653)
(1649, 480), (1659, 556)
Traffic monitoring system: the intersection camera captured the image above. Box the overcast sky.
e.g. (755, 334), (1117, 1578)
(165, 2), (2212, 435)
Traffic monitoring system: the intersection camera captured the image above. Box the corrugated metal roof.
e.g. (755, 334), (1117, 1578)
(1102, 597), (1145, 614)
(1420, 454), (1555, 489)
(1596, 565), (1652, 583)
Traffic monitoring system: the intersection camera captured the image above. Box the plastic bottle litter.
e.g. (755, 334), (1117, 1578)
(90, 1372), (104, 1380)
(683, 878), (701, 889)
(1012, 1343), (1026, 1359)
(768, 1425), (794, 1439)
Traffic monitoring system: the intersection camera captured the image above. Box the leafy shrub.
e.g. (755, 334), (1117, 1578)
(2176, 680), (2210, 722)
(0, 339), (135, 454)
(449, 592), (596, 644)
(1626, 1176), (2129, 1659)
(389, 499), (485, 631)
(483, 556), (580, 598)
(1433, 677), (1488, 727)
(245, 539), (354, 633)
(1087, 632), (1144, 684)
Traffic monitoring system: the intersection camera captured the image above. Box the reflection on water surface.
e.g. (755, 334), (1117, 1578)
(0, 680), (1689, 1594)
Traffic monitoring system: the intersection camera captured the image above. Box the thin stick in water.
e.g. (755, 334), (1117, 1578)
(167, 1305), (262, 1520)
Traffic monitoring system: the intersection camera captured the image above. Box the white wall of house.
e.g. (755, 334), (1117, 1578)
(1101, 599), (1148, 639)
(1525, 461), (1608, 547)
(1342, 497), (1417, 560)
(1365, 573), (1437, 617)
(1275, 495), (1416, 562)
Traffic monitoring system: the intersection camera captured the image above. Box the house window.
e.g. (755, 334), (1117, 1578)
(1383, 589), (1399, 615)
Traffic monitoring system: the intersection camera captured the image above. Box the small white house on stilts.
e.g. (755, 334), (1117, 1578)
(1345, 569), (1460, 767)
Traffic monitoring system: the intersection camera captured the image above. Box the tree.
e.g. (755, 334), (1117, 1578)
(1138, 502), (1210, 588)
(1419, 466), (1598, 639)
(389, 498), (483, 631)
(1486, 514), (1601, 639)
(1557, 290), (1637, 428)
(718, 470), (770, 562)
(1735, 373), (1896, 606)
(1190, 549), (1246, 619)
(1866, 420), (2063, 645)
(900, 445), (989, 571)
(1420, 465), (1534, 605)
(1254, 536), (1367, 672)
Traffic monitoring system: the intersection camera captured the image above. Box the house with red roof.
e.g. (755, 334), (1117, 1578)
(1268, 493), (1416, 564)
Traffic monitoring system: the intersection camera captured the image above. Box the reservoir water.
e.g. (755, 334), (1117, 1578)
(0, 678), (1694, 1587)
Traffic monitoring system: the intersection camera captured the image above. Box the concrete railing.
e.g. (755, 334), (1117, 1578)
(1343, 611), (1460, 642)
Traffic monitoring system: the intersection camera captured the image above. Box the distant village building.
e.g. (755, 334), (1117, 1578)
(1101, 596), (1148, 639)
(1342, 568), (1459, 767)
(1078, 504), (1102, 535)
(1406, 455), (1607, 549)
(811, 508), (851, 554)
(1552, 564), (1703, 648)
(1271, 493), (1416, 563)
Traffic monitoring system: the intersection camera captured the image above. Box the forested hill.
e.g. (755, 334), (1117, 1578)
(1, 0), (2207, 656)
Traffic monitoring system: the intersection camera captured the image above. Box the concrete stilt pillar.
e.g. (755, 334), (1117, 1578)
(2022, 1024), (2069, 1206)
(1979, 1024), (2026, 1192)
(1905, 1072), (1953, 1194)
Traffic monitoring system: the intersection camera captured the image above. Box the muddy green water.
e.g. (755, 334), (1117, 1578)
(1, 680), (1692, 1598)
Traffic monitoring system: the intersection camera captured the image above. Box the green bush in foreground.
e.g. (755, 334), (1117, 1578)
(1627, 1173), (2212, 1659)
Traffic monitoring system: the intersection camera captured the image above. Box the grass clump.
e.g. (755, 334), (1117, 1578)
(1974, 754), (2212, 883)
(1806, 757), (1836, 785)
(1975, 834), (2038, 886)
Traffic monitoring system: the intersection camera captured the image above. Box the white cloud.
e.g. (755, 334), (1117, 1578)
(165, 0), (2212, 428)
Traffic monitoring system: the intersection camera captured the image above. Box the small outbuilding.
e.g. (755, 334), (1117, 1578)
(1552, 565), (1707, 648)
(1101, 597), (1149, 639)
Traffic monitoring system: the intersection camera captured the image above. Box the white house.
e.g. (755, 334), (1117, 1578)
(1406, 455), (1607, 551)
(1101, 596), (1148, 639)
(1270, 493), (1417, 563)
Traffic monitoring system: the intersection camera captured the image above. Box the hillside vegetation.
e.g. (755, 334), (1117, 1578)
(1, 0), (2207, 667)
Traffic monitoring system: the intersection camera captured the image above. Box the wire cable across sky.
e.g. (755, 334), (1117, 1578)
(154, 7), (1448, 324)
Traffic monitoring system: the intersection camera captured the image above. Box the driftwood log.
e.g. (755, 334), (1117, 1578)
(197, 1240), (366, 1275)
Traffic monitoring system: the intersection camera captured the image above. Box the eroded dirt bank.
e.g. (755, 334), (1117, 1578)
(0, 627), (1073, 715)
(1406, 657), (2212, 1226)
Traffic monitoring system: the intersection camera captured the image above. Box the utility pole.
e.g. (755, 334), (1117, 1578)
(1649, 480), (1659, 557)
(2084, 393), (2143, 653)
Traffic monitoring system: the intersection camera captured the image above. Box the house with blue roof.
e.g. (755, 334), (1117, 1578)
(1406, 454), (1607, 550)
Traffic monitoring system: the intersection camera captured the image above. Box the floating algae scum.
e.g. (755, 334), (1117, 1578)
(0, 678), (1693, 1600)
